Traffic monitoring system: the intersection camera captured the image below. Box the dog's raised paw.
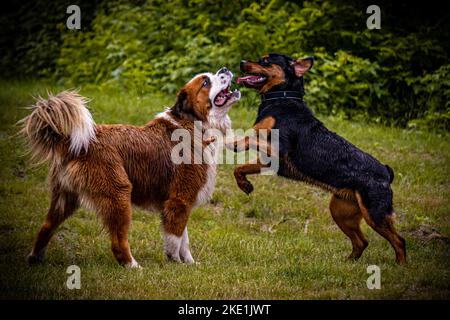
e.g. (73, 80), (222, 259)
(238, 180), (254, 195)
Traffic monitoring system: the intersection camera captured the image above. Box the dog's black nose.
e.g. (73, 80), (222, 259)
(218, 67), (229, 74)
(240, 60), (247, 70)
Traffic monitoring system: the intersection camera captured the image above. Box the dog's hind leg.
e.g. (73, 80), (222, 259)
(28, 187), (79, 264)
(98, 194), (139, 268)
(355, 192), (406, 264)
(329, 194), (368, 260)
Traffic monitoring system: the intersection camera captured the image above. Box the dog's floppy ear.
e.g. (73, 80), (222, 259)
(171, 89), (192, 120)
(171, 88), (208, 122)
(292, 56), (314, 77)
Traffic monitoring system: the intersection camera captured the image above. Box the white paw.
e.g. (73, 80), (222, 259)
(166, 253), (182, 263)
(163, 232), (182, 263)
(179, 227), (195, 264)
(126, 257), (142, 269)
(180, 249), (195, 264)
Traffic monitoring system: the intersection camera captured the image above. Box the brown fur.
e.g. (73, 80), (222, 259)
(174, 75), (212, 121)
(227, 116), (275, 157)
(254, 116), (276, 133)
(329, 194), (368, 260)
(241, 62), (285, 93)
(355, 192), (406, 264)
(23, 79), (217, 267)
(234, 159), (269, 195)
(226, 116), (276, 194)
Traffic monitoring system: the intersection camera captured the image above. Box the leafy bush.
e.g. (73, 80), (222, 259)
(304, 51), (384, 120)
(410, 64), (450, 131)
(0, 0), (98, 78)
(3, 0), (449, 130)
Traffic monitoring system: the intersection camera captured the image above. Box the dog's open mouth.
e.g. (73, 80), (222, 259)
(237, 74), (267, 86)
(214, 86), (240, 107)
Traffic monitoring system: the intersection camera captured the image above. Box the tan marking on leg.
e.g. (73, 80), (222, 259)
(355, 192), (406, 264)
(329, 194), (368, 260)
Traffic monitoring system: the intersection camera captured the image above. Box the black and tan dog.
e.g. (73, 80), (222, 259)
(232, 53), (406, 264)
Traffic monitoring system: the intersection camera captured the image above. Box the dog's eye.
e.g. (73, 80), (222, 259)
(202, 78), (210, 87)
(261, 59), (270, 66)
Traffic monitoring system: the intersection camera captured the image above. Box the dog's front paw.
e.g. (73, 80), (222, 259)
(181, 255), (195, 264)
(126, 257), (142, 269)
(166, 252), (182, 263)
(180, 249), (195, 264)
(237, 179), (254, 195)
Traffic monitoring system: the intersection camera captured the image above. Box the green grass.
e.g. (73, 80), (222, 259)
(0, 79), (449, 299)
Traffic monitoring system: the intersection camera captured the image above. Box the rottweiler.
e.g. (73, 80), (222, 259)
(232, 53), (406, 264)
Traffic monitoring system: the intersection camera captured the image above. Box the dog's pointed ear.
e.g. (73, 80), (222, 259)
(292, 56), (314, 77)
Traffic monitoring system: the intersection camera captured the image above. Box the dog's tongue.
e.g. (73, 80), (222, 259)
(237, 75), (260, 84)
(215, 94), (227, 106)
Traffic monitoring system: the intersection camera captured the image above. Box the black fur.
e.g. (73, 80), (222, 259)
(245, 53), (395, 225)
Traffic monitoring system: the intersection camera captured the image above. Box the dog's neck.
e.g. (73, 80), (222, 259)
(260, 90), (304, 103)
(208, 107), (232, 134)
(257, 91), (313, 120)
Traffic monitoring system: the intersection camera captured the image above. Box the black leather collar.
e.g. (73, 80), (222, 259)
(261, 91), (304, 102)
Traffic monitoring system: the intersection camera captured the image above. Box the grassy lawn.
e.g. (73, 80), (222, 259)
(0, 80), (449, 299)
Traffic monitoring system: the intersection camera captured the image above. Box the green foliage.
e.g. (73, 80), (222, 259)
(2, 0), (449, 130)
(305, 51), (383, 120)
(0, 0), (98, 78)
(410, 64), (450, 131)
(56, 0), (237, 93)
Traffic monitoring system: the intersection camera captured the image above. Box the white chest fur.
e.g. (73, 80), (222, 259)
(194, 112), (231, 208)
(194, 162), (217, 208)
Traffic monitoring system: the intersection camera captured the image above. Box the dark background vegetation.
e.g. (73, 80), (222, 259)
(1, 0), (449, 130)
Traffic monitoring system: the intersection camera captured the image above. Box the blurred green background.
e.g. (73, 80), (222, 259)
(1, 0), (449, 130)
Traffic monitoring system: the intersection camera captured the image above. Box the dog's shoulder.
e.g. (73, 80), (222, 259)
(255, 100), (319, 131)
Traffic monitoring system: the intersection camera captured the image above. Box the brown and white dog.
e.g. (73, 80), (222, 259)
(21, 67), (240, 267)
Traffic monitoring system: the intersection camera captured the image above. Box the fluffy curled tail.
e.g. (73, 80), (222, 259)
(19, 90), (96, 163)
